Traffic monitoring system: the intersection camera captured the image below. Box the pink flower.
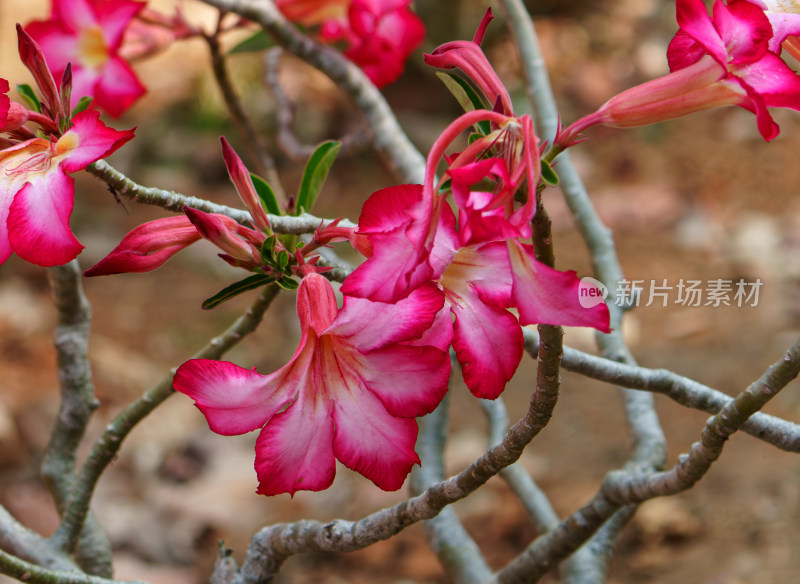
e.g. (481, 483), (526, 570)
(174, 272), (450, 496)
(25, 0), (147, 117)
(342, 183), (610, 399)
(278, 0), (425, 87)
(561, 0), (800, 143)
(0, 110), (133, 267)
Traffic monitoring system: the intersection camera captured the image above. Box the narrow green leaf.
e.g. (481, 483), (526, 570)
(259, 236), (277, 262)
(228, 30), (274, 54)
(72, 96), (93, 117)
(15, 84), (41, 113)
(295, 141), (341, 215)
(435, 72), (491, 135)
(202, 274), (275, 309)
(540, 160), (559, 187)
(250, 172), (282, 216)
(276, 277), (299, 291)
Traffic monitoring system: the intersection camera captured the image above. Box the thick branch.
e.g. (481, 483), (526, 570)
(45, 261), (112, 576)
(50, 285), (280, 554)
(480, 398), (559, 534)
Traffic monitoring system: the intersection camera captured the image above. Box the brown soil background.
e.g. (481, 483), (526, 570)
(1, 1), (800, 583)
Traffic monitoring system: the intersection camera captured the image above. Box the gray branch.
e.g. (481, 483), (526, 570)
(44, 262), (112, 576)
(50, 285), (280, 558)
(411, 394), (492, 584)
(524, 329), (800, 451)
(480, 398), (559, 534)
(86, 160), (356, 232)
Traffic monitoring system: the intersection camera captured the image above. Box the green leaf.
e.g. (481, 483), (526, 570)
(540, 159), (559, 187)
(72, 96), (93, 117)
(228, 30), (275, 54)
(276, 276), (299, 291)
(259, 236), (277, 262)
(276, 249), (289, 272)
(202, 274), (275, 309)
(295, 141), (341, 215)
(15, 84), (41, 113)
(250, 172), (282, 216)
(435, 72), (491, 135)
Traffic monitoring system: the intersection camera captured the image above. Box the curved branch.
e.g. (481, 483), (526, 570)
(0, 549), (147, 584)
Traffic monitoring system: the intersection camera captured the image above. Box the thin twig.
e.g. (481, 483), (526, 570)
(86, 160), (356, 232)
(263, 48), (371, 161)
(204, 19), (287, 203)
(50, 285), (280, 554)
(0, 549), (147, 584)
(197, 0), (426, 184)
(480, 398), (559, 534)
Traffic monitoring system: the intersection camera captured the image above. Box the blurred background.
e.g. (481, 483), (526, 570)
(1, 0), (800, 582)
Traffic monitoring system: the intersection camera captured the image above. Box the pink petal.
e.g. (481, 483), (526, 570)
(173, 359), (297, 436)
(676, 0), (728, 67)
(93, 0), (146, 49)
(507, 241), (611, 333)
(220, 137), (270, 232)
(332, 283), (445, 350)
(57, 110), (135, 173)
(331, 382), (420, 491)
(52, 0), (98, 33)
(83, 216), (202, 276)
(450, 286), (522, 399)
(713, 0), (771, 64)
(8, 173), (83, 266)
(254, 386), (336, 496)
(23, 25), (78, 74)
(342, 185), (436, 302)
(92, 57), (146, 117)
(359, 344), (450, 417)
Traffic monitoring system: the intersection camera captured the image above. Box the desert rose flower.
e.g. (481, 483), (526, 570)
(174, 271), (450, 496)
(0, 110), (133, 267)
(278, 0), (425, 87)
(26, 0), (147, 117)
(560, 0), (800, 143)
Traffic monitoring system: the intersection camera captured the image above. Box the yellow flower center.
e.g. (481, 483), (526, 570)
(78, 25), (109, 71)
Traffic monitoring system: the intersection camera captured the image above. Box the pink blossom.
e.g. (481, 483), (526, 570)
(342, 183), (610, 399)
(25, 0), (147, 117)
(0, 110), (133, 267)
(278, 0), (425, 87)
(561, 0), (800, 143)
(174, 272), (450, 496)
